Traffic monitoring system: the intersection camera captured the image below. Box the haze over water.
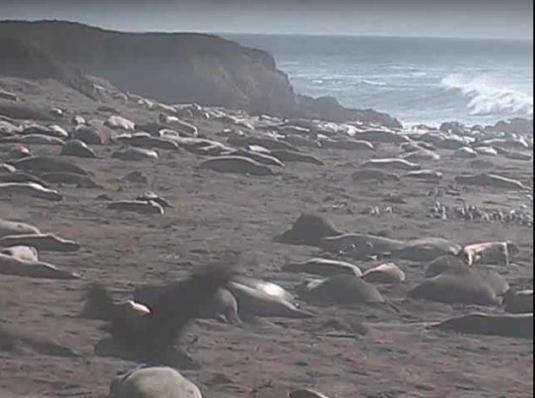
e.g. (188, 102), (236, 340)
(226, 34), (533, 126)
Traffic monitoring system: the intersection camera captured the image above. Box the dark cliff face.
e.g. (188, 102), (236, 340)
(0, 20), (401, 128)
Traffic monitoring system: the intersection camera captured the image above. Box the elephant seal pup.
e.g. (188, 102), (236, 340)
(362, 262), (405, 284)
(274, 213), (341, 246)
(0, 253), (79, 279)
(60, 140), (97, 158)
(351, 169), (400, 183)
(408, 267), (507, 306)
(503, 289), (533, 313)
(362, 158), (421, 171)
(40, 172), (102, 189)
(390, 237), (462, 262)
(0, 182), (63, 201)
(108, 200), (164, 215)
(109, 366), (202, 398)
(0, 233), (80, 252)
(0, 219), (40, 238)
(429, 313), (533, 339)
(8, 156), (88, 175)
(198, 156), (276, 176)
(282, 257), (362, 277)
(290, 389), (331, 398)
(227, 280), (313, 319)
(404, 169), (443, 182)
(298, 274), (384, 305)
(454, 173), (529, 191)
(0, 245), (38, 262)
(112, 147), (159, 161)
(402, 149), (440, 162)
(461, 241), (517, 266)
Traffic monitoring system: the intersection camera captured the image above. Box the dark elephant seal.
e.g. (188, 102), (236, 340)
(282, 257), (362, 277)
(275, 213), (340, 246)
(409, 267), (508, 306)
(322, 138), (374, 151)
(198, 156), (275, 176)
(60, 139), (97, 158)
(71, 125), (103, 145)
(298, 274), (384, 304)
(356, 129), (409, 144)
(0, 252), (79, 279)
(425, 255), (466, 278)
(8, 156), (88, 175)
(0, 172), (49, 187)
(41, 172), (102, 189)
(109, 365), (202, 398)
(362, 262), (405, 284)
(290, 389), (331, 398)
(0, 182), (63, 201)
(0, 134), (65, 146)
(503, 289), (533, 313)
(390, 237), (462, 261)
(0, 219), (40, 238)
(116, 132), (179, 151)
(0, 233), (80, 252)
(430, 313), (533, 339)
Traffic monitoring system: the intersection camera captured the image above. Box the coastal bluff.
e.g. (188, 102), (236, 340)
(0, 20), (401, 128)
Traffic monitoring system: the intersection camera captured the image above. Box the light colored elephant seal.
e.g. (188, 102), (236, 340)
(0, 252), (79, 279)
(41, 172), (102, 189)
(0, 182), (63, 201)
(198, 156), (275, 176)
(0, 219), (40, 238)
(429, 313), (533, 339)
(108, 200), (164, 215)
(362, 158), (421, 171)
(298, 274), (384, 304)
(109, 365), (202, 398)
(112, 147), (159, 161)
(362, 263), (405, 284)
(461, 241), (517, 266)
(227, 280), (313, 318)
(0, 245), (38, 262)
(104, 115), (135, 131)
(282, 257), (362, 277)
(454, 173), (529, 191)
(0, 233), (80, 252)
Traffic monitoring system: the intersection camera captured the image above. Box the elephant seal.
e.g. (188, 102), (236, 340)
(60, 139), (97, 158)
(0, 182), (63, 201)
(461, 241), (516, 266)
(322, 138), (374, 151)
(425, 255), (467, 278)
(0, 219), (40, 238)
(71, 125), (103, 145)
(503, 289), (533, 313)
(0, 233), (80, 252)
(227, 280), (313, 319)
(282, 257), (362, 277)
(290, 389), (331, 398)
(104, 115), (136, 131)
(362, 262), (405, 284)
(402, 149), (440, 162)
(110, 366), (202, 398)
(298, 274), (384, 304)
(8, 156), (88, 175)
(275, 213), (341, 246)
(409, 267), (508, 306)
(0, 252), (79, 279)
(0, 163), (16, 173)
(351, 169), (400, 183)
(362, 158), (421, 171)
(404, 170), (443, 182)
(108, 200), (164, 215)
(112, 147), (159, 161)
(198, 156), (275, 176)
(0, 172), (49, 187)
(355, 129), (408, 144)
(40, 172), (102, 189)
(116, 133), (179, 151)
(224, 148), (285, 167)
(430, 313), (533, 339)
(227, 136), (298, 151)
(0, 245), (38, 262)
(453, 147), (477, 158)
(0, 134), (65, 146)
(390, 237), (462, 261)
(454, 173), (528, 191)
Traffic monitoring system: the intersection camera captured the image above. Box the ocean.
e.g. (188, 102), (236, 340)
(223, 34), (533, 127)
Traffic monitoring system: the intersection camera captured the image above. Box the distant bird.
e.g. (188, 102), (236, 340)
(84, 263), (235, 361)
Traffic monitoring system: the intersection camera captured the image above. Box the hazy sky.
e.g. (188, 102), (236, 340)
(0, 0), (533, 39)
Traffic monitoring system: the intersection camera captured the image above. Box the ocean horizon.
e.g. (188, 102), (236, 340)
(223, 33), (533, 127)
